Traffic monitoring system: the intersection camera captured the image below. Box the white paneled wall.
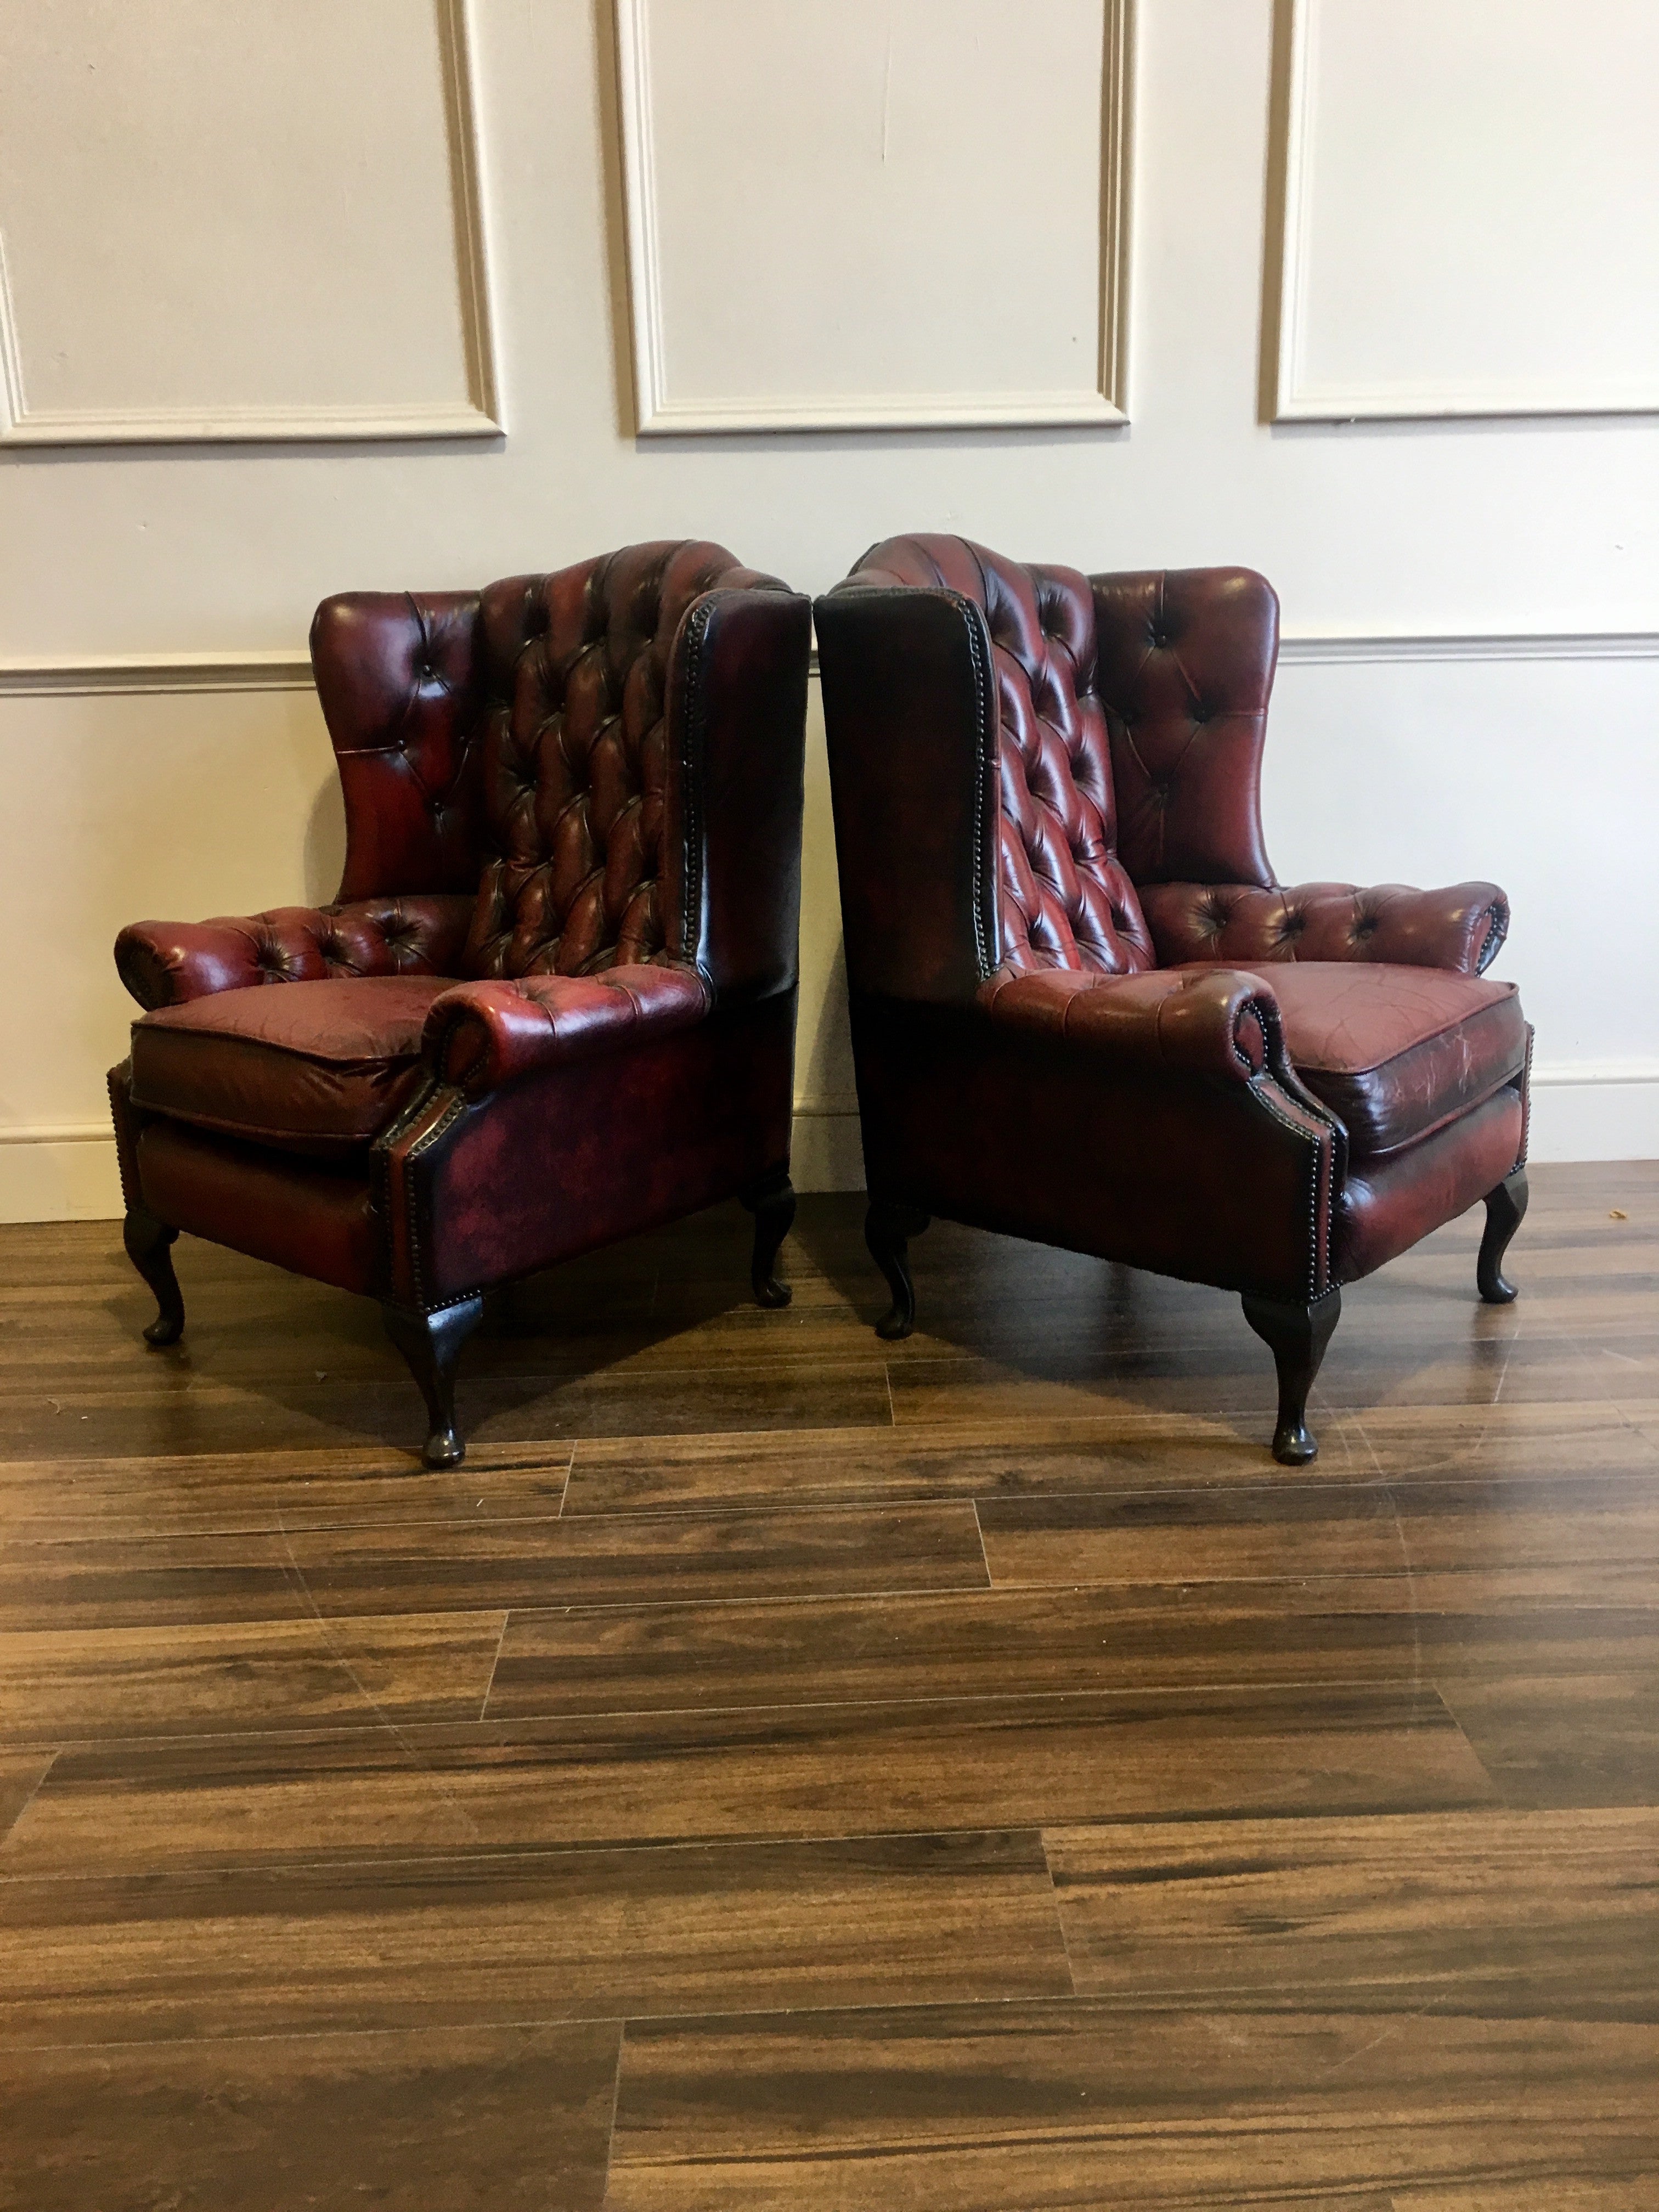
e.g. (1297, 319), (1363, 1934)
(1, 0), (1656, 1220)
(0, 0), (497, 443)
(1268, 0), (1659, 419)
(616, 0), (1131, 428)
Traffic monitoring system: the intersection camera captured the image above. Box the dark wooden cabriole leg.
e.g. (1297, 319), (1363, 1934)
(865, 1199), (930, 1342)
(382, 1296), (485, 1470)
(1240, 1286), (1342, 1466)
(1477, 1165), (1528, 1305)
(123, 1207), (184, 1346)
(741, 1170), (797, 1309)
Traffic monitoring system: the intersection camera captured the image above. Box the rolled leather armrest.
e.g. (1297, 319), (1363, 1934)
(977, 964), (1289, 1087)
(423, 962), (712, 1098)
(1139, 879), (1509, 975)
(114, 895), (476, 1011)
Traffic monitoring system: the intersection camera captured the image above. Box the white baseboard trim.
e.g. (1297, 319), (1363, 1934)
(789, 1102), (866, 1195)
(1526, 1062), (1659, 1164)
(0, 1126), (124, 1222)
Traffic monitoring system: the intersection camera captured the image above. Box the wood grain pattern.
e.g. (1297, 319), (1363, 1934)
(0, 2021), (622, 2212)
(1042, 1807), (1659, 2016)
(0, 1830), (1071, 2042)
(975, 1473), (1659, 1596)
(0, 1683), (1495, 1876)
(561, 1399), (1659, 1516)
(0, 1167), (1654, 2203)
(0, 1501), (985, 1634)
(484, 1583), (1659, 1717)
(0, 1440), (573, 1542)
(0, 1749), (54, 1844)
(1437, 1669), (1659, 1808)
(0, 1609), (507, 1742)
(605, 2006), (1659, 2209)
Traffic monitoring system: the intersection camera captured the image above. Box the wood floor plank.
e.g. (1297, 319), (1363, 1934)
(484, 1582), (1659, 1719)
(560, 1400), (1659, 1516)
(605, 2005), (1659, 2210)
(884, 1333), (1640, 1433)
(1393, 2182), (1659, 2210)
(0, 1358), (894, 1464)
(0, 1531), (312, 1633)
(0, 1502), (985, 1634)
(0, 1750), (53, 1844)
(0, 1176), (1654, 2202)
(975, 1474), (1659, 1596)
(0, 1684), (1496, 1876)
(0, 2020), (621, 2212)
(0, 1610), (507, 1745)
(0, 1441), (574, 1542)
(1437, 1670), (1659, 1808)
(274, 1501), (990, 1616)
(0, 1829), (1070, 2042)
(1042, 1807), (1659, 2017)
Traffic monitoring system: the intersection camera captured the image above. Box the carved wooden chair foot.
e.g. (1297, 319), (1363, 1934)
(122, 1207), (185, 1347)
(1477, 1166), (1529, 1304)
(1242, 1288), (1342, 1465)
(743, 1170), (797, 1308)
(865, 1199), (930, 1340)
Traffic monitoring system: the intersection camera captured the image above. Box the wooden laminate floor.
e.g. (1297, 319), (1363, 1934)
(1, 1164), (1656, 2209)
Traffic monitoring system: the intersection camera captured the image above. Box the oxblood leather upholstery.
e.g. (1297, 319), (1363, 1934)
(111, 541), (810, 1460)
(424, 965), (712, 1097)
(129, 976), (448, 1154)
(116, 896), (475, 1011)
(1259, 964), (1526, 1159)
(1142, 880), (1508, 976)
(815, 536), (1532, 1418)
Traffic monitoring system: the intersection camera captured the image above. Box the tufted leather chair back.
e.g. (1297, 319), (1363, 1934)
(466, 540), (791, 978)
(825, 536), (1282, 996)
(847, 536), (1155, 979)
(1091, 568), (1277, 890)
(314, 541), (795, 984)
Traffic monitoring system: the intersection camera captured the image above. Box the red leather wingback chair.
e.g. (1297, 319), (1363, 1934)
(110, 542), (810, 1467)
(815, 535), (1530, 1464)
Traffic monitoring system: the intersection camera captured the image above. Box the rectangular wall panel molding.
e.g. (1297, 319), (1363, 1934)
(0, 0), (500, 445)
(614, 0), (1135, 433)
(1266, 0), (1659, 422)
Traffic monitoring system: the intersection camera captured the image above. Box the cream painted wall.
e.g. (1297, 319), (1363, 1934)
(2, 0), (1656, 1221)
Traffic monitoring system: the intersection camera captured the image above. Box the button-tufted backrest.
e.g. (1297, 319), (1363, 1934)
(315, 542), (795, 986)
(1091, 568), (1278, 889)
(313, 589), (489, 902)
(462, 541), (786, 979)
(847, 536), (1155, 979)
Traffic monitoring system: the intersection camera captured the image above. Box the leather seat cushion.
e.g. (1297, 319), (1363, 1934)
(1238, 961), (1527, 1157)
(129, 976), (455, 1154)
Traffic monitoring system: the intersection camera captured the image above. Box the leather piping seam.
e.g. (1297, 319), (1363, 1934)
(1249, 1077), (1330, 1300)
(1476, 900), (1509, 975)
(678, 595), (717, 976)
(957, 595), (995, 983)
(399, 1090), (468, 1311)
(1234, 992), (1274, 1077)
